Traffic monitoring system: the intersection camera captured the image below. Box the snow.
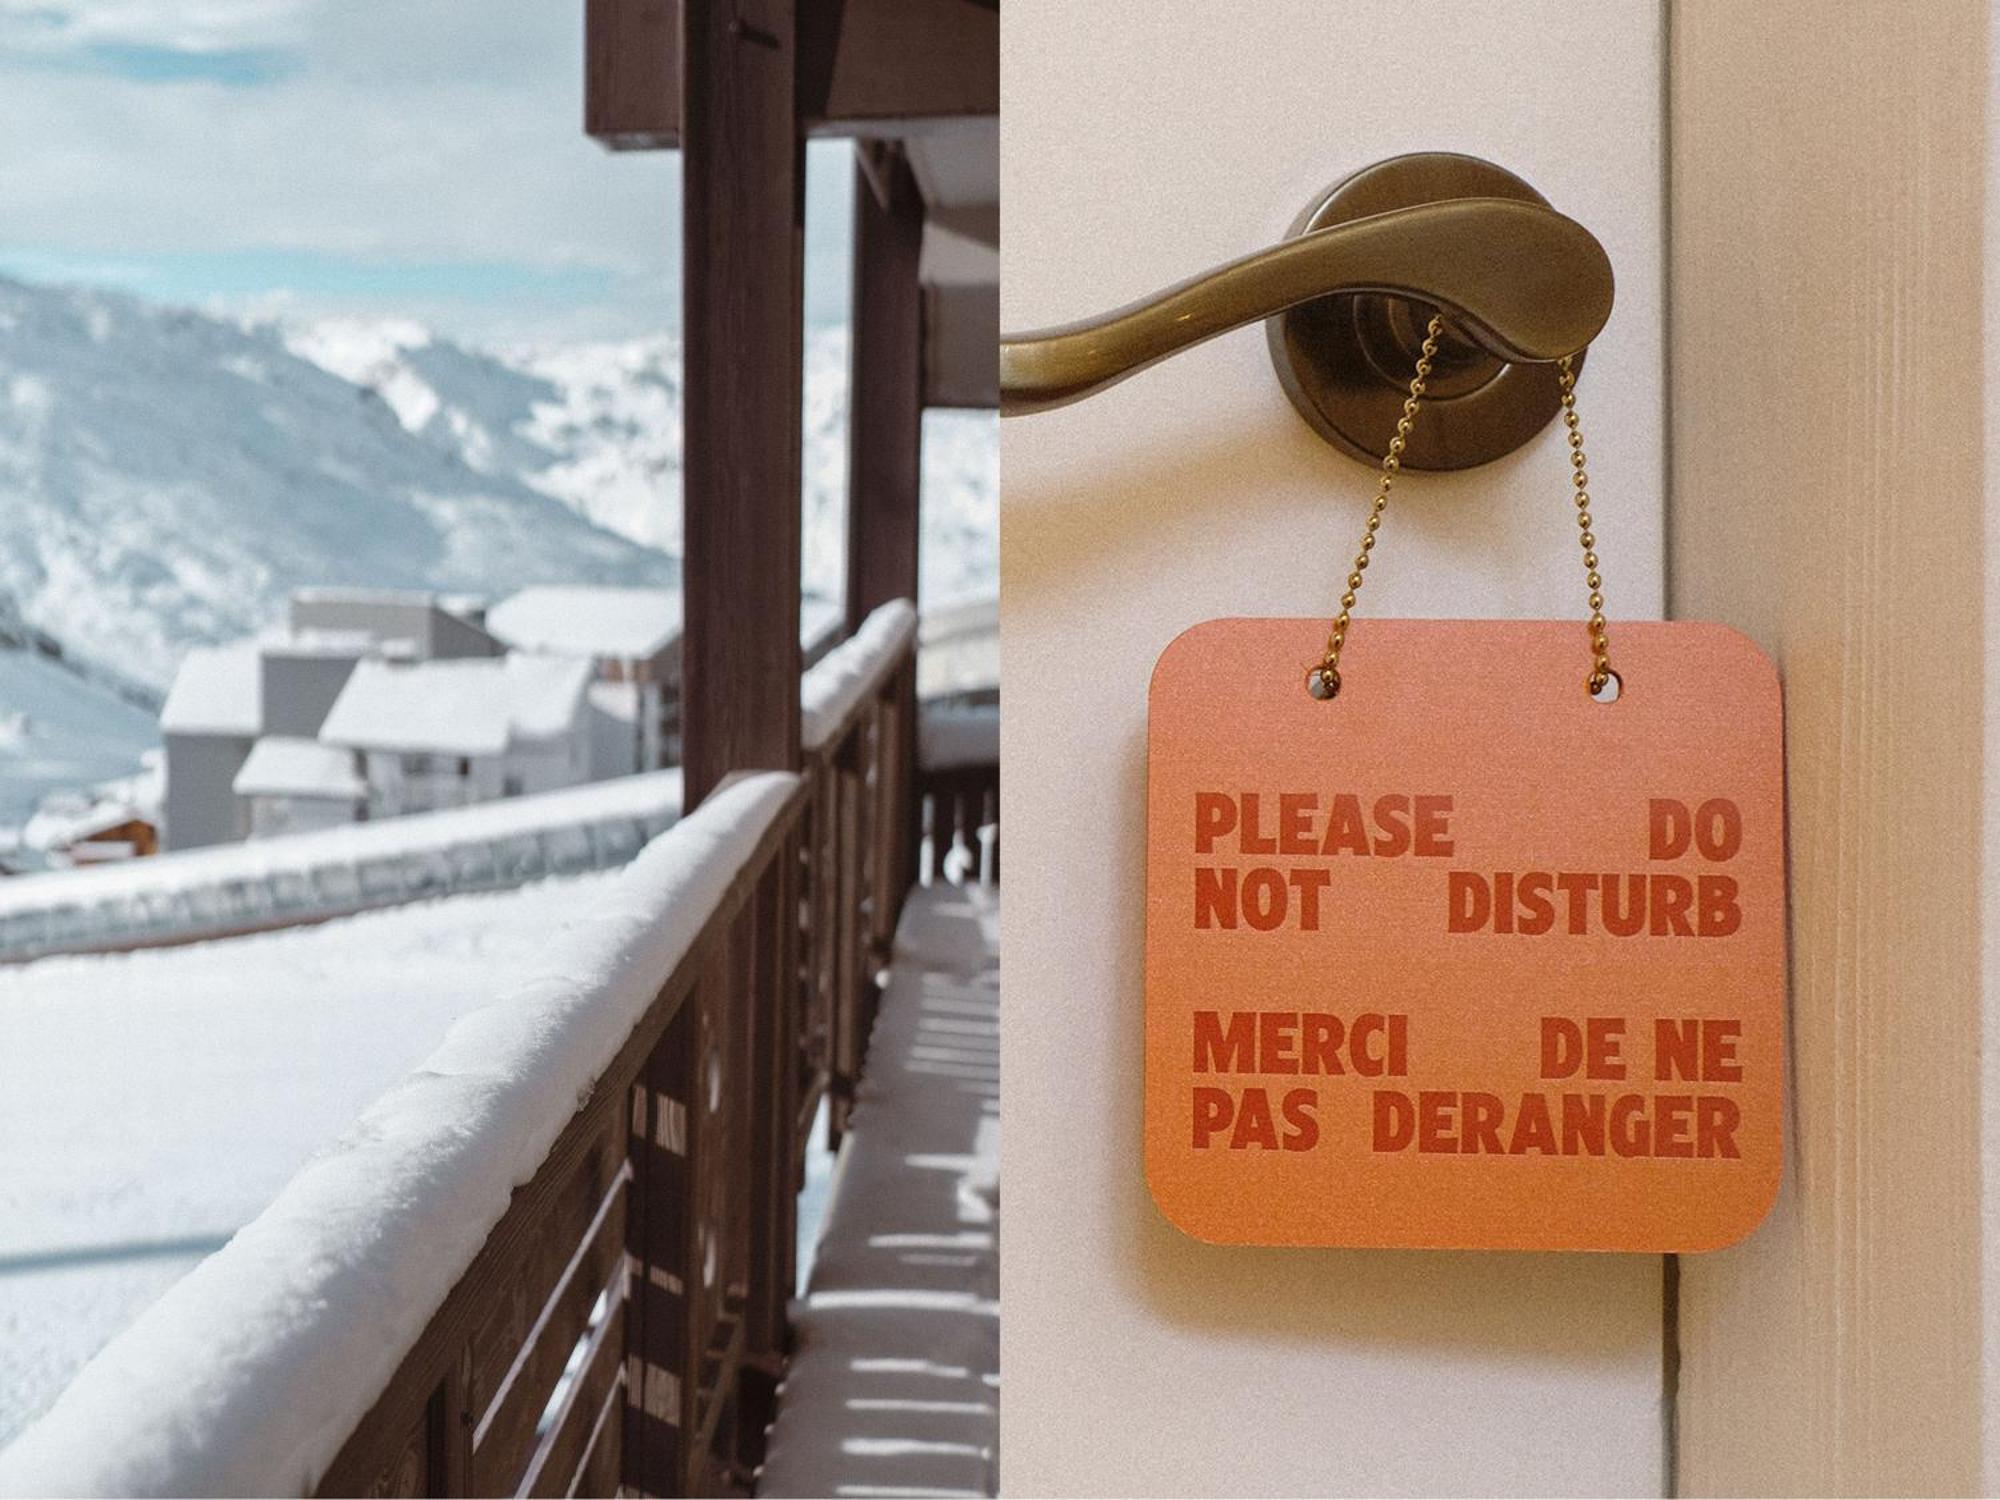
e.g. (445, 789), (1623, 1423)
(257, 627), (377, 661)
(20, 756), (162, 854)
(278, 318), (994, 633)
(918, 595), (999, 701)
(156, 643), (260, 738)
(0, 651), (160, 835)
(0, 276), (993, 842)
(918, 704), (999, 772)
(801, 600), (919, 751)
(801, 595), (845, 660)
(487, 584), (677, 662)
(0, 871), (618, 1454)
(503, 654), (596, 741)
(759, 884), (999, 1499)
(0, 769), (685, 963)
(232, 738), (365, 801)
(317, 652), (592, 756)
(0, 771), (801, 1497)
(0, 277), (677, 695)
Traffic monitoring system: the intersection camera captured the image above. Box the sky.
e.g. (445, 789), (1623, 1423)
(0, 0), (857, 347)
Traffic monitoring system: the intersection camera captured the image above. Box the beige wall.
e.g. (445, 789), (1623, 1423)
(1000, 2), (1670, 1493)
(1669, 3), (1991, 1493)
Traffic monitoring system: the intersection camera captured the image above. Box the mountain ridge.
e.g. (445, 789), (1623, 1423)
(0, 274), (995, 834)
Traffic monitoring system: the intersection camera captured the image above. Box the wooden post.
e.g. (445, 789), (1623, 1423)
(1670, 5), (1988, 1492)
(739, 847), (798, 1468)
(679, 0), (804, 806)
(845, 145), (924, 911)
(845, 146), (924, 633)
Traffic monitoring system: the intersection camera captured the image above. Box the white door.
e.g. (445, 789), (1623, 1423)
(1001, 3), (1669, 1494)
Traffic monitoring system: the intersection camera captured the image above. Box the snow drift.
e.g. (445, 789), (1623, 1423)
(0, 771), (799, 1497)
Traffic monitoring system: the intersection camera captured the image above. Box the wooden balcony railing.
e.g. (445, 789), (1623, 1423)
(317, 763), (809, 1499)
(0, 603), (932, 1500)
(800, 602), (918, 1143)
(323, 602), (924, 1497)
(918, 702), (1000, 889)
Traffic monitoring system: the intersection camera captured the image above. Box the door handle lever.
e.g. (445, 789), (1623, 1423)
(1000, 153), (1615, 470)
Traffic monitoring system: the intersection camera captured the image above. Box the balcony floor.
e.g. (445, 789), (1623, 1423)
(759, 881), (999, 1499)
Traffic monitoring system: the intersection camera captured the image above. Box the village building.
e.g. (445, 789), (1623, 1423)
(486, 585), (680, 773)
(317, 653), (596, 818)
(160, 591), (511, 850)
(233, 737), (368, 837)
(158, 641), (263, 850)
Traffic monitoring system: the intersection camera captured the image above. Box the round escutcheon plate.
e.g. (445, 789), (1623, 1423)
(1266, 151), (1586, 471)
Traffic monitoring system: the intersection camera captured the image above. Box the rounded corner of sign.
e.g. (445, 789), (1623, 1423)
(1678, 1169), (1784, 1254)
(1142, 1159), (1234, 1245)
(1696, 622), (1782, 691)
(1149, 617), (1233, 696)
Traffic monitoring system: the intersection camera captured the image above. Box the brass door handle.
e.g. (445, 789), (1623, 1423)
(1000, 153), (1615, 470)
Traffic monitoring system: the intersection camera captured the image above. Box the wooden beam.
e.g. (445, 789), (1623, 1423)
(586, 0), (996, 148)
(845, 146), (925, 903)
(679, 0), (804, 804)
(1670, 2), (1988, 1493)
(845, 147), (924, 630)
(584, 0), (679, 150)
(923, 280), (998, 409)
(799, 0), (998, 134)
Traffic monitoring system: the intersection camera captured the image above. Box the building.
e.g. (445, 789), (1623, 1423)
(487, 585), (679, 774)
(233, 737), (368, 837)
(288, 588), (503, 661)
(159, 642), (263, 850)
(160, 591), (506, 850)
(483, 585), (848, 776)
(317, 653), (596, 818)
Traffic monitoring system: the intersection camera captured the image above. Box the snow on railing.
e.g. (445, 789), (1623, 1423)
(0, 770), (687, 963)
(801, 599), (917, 752)
(0, 773), (803, 1500)
(0, 612), (925, 966)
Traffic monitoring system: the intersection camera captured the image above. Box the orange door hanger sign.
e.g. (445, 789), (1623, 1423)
(1144, 618), (1785, 1252)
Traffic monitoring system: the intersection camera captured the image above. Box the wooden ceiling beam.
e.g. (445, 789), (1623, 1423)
(586, 0), (996, 151)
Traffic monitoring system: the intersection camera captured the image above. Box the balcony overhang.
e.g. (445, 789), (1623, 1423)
(585, 0), (998, 408)
(586, 0), (997, 147)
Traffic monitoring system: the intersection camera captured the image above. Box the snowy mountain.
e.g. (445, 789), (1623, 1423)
(0, 277), (679, 695)
(286, 318), (999, 609)
(0, 274), (996, 837)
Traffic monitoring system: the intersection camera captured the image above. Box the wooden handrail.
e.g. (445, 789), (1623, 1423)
(323, 609), (925, 1497)
(318, 769), (808, 1497)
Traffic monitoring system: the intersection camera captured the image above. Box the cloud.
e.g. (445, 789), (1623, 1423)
(0, 0), (855, 345)
(0, 1), (313, 56)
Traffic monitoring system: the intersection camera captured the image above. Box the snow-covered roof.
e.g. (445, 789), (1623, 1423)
(318, 653), (593, 756)
(254, 626), (378, 660)
(158, 643), (262, 738)
(289, 586), (439, 608)
(21, 757), (164, 853)
(233, 737), (365, 801)
(0, 772), (799, 1494)
(487, 585), (678, 662)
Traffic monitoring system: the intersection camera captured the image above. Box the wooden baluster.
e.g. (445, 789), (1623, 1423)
(741, 850), (797, 1471)
(984, 774), (1000, 886)
(624, 1001), (694, 1498)
(830, 735), (864, 1141)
